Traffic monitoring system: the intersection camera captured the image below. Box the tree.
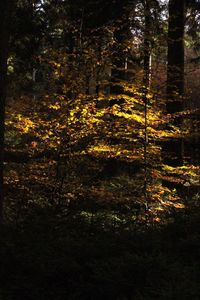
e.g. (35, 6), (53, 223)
(165, 0), (200, 166)
(162, 0), (185, 167)
(166, 0), (185, 114)
(0, 0), (13, 223)
(142, 0), (152, 201)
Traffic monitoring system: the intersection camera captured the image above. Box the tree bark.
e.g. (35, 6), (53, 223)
(143, 0), (152, 90)
(167, 0), (185, 114)
(142, 0), (152, 202)
(164, 0), (185, 167)
(0, 0), (12, 223)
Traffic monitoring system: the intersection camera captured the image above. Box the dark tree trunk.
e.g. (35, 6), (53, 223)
(167, 0), (185, 114)
(164, 0), (185, 167)
(0, 0), (12, 223)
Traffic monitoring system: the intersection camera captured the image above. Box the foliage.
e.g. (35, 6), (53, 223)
(1, 0), (200, 299)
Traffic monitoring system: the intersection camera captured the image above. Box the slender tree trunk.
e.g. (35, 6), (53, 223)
(142, 0), (151, 205)
(143, 0), (151, 91)
(0, 0), (12, 223)
(167, 0), (185, 114)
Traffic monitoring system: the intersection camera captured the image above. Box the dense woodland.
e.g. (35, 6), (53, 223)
(0, 0), (200, 299)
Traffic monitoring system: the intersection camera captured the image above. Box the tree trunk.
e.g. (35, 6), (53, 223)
(0, 0), (12, 223)
(142, 0), (152, 202)
(167, 0), (185, 114)
(164, 0), (185, 167)
(143, 0), (152, 91)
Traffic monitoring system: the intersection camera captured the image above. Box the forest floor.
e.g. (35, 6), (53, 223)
(1, 194), (200, 300)
(1, 95), (200, 299)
